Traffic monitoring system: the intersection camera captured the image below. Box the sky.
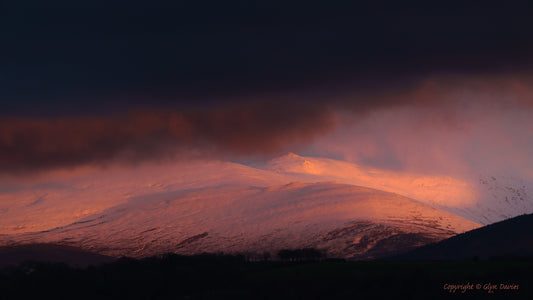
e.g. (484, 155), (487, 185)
(2, 1), (533, 179)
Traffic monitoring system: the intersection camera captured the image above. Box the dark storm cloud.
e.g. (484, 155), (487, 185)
(2, 1), (533, 173)
(0, 104), (336, 173)
(2, 1), (533, 115)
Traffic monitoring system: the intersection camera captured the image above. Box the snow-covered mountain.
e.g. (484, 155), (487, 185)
(1, 181), (479, 259)
(2, 153), (529, 259)
(0, 160), (299, 235)
(461, 175), (533, 224)
(259, 153), (533, 225)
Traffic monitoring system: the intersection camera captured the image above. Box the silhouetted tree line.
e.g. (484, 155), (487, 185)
(240, 251), (272, 262)
(277, 248), (324, 261)
(1, 253), (532, 300)
(241, 248), (325, 262)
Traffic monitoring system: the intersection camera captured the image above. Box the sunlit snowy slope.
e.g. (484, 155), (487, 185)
(2, 154), (516, 259)
(262, 153), (533, 225)
(1, 180), (479, 259)
(0, 160), (297, 235)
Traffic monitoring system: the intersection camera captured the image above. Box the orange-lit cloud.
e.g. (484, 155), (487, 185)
(3, 74), (533, 179)
(0, 103), (336, 174)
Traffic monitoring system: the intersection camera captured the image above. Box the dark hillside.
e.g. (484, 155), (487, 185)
(394, 213), (533, 260)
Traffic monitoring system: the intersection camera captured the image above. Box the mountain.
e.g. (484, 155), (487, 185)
(0, 160), (298, 235)
(0, 160), (480, 259)
(5, 153), (530, 260)
(394, 213), (533, 260)
(460, 175), (533, 225)
(260, 153), (533, 225)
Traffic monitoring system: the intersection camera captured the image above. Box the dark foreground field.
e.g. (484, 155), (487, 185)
(1, 254), (531, 300)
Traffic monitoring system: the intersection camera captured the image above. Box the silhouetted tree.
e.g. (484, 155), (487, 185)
(278, 249), (294, 261)
(278, 248), (323, 261)
(262, 251), (271, 261)
(302, 248), (322, 261)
